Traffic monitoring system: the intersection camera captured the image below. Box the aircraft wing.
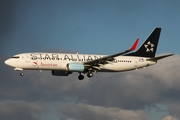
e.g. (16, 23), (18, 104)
(83, 39), (139, 69)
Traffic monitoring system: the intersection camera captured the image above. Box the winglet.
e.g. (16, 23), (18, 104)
(130, 38), (139, 50)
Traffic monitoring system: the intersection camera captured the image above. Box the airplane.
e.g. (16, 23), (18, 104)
(5, 28), (173, 80)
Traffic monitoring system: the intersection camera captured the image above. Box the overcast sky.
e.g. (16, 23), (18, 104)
(1, 0), (180, 120)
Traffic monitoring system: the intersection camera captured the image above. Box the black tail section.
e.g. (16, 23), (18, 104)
(126, 28), (161, 57)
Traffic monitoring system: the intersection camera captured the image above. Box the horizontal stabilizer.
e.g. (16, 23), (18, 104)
(147, 54), (174, 61)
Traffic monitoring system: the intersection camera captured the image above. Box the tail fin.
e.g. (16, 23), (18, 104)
(126, 28), (161, 57)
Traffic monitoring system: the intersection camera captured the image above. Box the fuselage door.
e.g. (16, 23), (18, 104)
(26, 55), (30, 63)
(134, 58), (138, 69)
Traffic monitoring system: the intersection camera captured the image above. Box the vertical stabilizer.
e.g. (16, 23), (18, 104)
(126, 28), (161, 57)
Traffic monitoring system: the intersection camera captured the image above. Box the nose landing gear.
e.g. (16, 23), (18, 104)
(20, 71), (24, 76)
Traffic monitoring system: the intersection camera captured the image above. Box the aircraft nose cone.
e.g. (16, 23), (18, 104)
(4, 59), (11, 66)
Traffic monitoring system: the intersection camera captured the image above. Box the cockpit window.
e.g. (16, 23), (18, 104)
(12, 56), (20, 59)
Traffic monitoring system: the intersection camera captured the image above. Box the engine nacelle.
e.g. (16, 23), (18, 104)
(51, 70), (71, 76)
(67, 63), (85, 72)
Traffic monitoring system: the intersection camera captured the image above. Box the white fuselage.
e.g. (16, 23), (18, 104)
(5, 53), (156, 72)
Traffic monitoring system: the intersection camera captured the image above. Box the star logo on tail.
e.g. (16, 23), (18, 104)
(144, 41), (155, 52)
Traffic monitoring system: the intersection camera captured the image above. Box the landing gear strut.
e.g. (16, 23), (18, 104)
(78, 73), (84, 80)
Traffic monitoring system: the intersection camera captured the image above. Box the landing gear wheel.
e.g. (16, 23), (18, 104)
(78, 75), (84, 80)
(20, 72), (24, 76)
(87, 72), (93, 78)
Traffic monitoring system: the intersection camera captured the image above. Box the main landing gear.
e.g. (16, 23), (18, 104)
(78, 74), (84, 80)
(78, 72), (93, 80)
(87, 72), (93, 78)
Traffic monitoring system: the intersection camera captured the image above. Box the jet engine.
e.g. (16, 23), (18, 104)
(67, 63), (85, 72)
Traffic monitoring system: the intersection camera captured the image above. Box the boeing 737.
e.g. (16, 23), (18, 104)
(5, 28), (173, 80)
